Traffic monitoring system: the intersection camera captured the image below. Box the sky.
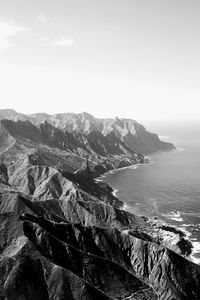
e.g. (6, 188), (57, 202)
(0, 0), (200, 122)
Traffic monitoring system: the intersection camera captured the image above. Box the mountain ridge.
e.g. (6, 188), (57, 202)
(0, 118), (146, 179)
(0, 109), (175, 155)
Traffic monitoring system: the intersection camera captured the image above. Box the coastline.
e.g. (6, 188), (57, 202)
(96, 161), (148, 180)
(96, 160), (200, 265)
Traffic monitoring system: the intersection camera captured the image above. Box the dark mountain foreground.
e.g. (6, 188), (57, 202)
(0, 158), (199, 300)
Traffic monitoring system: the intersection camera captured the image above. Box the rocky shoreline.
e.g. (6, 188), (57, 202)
(98, 163), (195, 261)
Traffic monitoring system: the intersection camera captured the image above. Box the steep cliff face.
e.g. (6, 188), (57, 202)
(0, 118), (146, 181)
(0, 109), (175, 155)
(34, 112), (175, 154)
(0, 119), (84, 152)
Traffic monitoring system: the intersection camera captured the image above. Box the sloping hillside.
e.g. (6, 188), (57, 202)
(0, 109), (175, 154)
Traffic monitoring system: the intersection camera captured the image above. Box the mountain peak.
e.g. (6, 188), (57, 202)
(1, 108), (17, 113)
(80, 112), (95, 119)
(0, 109), (175, 154)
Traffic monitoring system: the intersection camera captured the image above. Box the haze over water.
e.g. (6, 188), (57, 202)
(101, 122), (200, 262)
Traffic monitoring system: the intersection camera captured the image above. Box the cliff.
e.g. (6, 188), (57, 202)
(0, 118), (146, 179)
(0, 109), (175, 155)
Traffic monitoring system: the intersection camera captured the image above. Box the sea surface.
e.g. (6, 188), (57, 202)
(99, 133), (200, 264)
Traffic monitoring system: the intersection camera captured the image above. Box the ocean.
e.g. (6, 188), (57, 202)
(99, 125), (200, 264)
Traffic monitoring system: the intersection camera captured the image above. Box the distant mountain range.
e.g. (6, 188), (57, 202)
(0, 109), (176, 202)
(0, 109), (175, 166)
(2, 109), (198, 300)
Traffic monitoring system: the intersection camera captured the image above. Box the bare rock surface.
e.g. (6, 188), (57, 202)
(0, 109), (175, 156)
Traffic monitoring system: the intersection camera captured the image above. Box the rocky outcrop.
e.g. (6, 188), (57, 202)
(74, 159), (93, 179)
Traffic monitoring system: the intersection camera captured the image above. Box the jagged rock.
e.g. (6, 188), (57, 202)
(0, 241), (112, 300)
(0, 109), (175, 159)
(74, 159), (93, 180)
(23, 220), (156, 299)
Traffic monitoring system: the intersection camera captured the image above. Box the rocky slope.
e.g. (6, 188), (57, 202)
(0, 152), (200, 299)
(0, 118), (147, 179)
(0, 109), (175, 155)
(28, 112), (175, 154)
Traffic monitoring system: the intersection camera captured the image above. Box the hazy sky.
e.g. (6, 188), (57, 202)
(0, 0), (200, 121)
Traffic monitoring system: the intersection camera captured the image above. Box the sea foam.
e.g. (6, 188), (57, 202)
(112, 189), (119, 197)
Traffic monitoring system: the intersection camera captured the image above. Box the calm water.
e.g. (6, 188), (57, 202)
(100, 135), (200, 263)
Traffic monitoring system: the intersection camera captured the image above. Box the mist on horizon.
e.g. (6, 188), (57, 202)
(0, 0), (200, 123)
(142, 119), (200, 140)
